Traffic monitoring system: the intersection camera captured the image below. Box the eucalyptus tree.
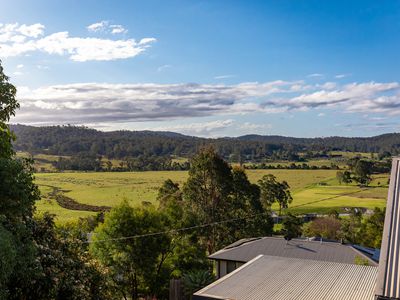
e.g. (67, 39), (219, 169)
(258, 174), (292, 215)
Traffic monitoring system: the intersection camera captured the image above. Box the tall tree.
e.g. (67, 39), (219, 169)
(0, 61), (19, 159)
(258, 174), (292, 215)
(1, 60), (109, 299)
(0, 60), (41, 299)
(90, 201), (172, 300)
(359, 207), (385, 248)
(229, 167), (273, 241)
(353, 160), (373, 186)
(157, 179), (181, 209)
(340, 208), (362, 243)
(183, 147), (234, 254)
(282, 213), (303, 241)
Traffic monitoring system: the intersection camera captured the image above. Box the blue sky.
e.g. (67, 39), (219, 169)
(1, 0), (400, 137)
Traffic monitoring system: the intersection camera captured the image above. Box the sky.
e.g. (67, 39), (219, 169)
(1, 0), (400, 138)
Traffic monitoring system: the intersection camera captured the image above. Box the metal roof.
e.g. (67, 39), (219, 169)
(194, 255), (378, 300)
(209, 237), (378, 266)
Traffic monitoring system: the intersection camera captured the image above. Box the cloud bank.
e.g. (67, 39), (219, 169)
(0, 22), (155, 61)
(13, 80), (400, 126)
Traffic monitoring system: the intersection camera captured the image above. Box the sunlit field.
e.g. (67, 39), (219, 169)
(34, 169), (388, 223)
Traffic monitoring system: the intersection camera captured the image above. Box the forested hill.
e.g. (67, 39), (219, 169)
(237, 134), (400, 152)
(10, 124), (400, 160)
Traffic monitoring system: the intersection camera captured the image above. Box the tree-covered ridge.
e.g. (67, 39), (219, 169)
(11, 124), (400, 161)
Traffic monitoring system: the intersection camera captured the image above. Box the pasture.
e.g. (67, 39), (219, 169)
(34, 169), (389, 223)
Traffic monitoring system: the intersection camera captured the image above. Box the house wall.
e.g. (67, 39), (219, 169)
(216, 260), (244, 278)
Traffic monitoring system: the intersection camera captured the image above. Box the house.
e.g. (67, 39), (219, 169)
(194, 158), (400, 300)
(194, 255), (378, 300)
(209, 236), (378, 278)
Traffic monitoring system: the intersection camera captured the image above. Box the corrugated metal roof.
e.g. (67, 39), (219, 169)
(376, 157), (400, 298)
(209, 237), (377, 266)
(194, 255), (378, 300)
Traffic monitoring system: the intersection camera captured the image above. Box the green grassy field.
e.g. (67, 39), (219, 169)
(34, 169), (389, 223)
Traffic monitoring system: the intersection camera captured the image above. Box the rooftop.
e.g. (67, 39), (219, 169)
(194, 255), (378, 300)
(209, 237), (378, 266)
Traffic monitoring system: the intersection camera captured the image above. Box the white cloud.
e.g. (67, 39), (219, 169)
(0, 23), (45, 42)
(318, 82), (336, 90)
(87, 21), (108, 32)
(138, 37), (156, 45)
(0, 22), (155, 61)
(18, 23), (45, 37)
(148, 119), (234, 136)
(16, 64), (24, 69)
(36, 64), (49, 70)
(214, 74), (235, 80)
(11, 79), (400, 126)
(340, 122), (400, 132)
(157, 64), (172, 72)
(13, 81), (298, 125)
(307, 73), (324, 78)
(239, 122), (271, 131)
(367, 116), (388, 121)
(87, 21), (128, 34)
(110, 25), (127, 34)
(317, 113), (325, 117)
(278, 82), (400, 111)
(335, 73), (351, 79)
(13, 71), (23, 76)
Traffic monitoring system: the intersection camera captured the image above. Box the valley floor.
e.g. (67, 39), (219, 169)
(34, 170), (388, 223)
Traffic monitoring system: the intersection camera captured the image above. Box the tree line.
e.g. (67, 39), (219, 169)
(53, 154), (190, 172)
(336, 157), (392, 186)
(11, 123), (400, 163)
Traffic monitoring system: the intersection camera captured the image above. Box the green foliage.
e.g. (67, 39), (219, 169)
(156, 179), (210, 279)
(0, 224), (16, 299)
(183, 270), (215, 298)
(0, 157), (40, 220)
(183, 147), (234, 254)
(282, 213), (303, 240)
(303, 217), (342, 240)
(183, 148), (273, 254)
(0, 62), (18, 123)
(336, 170), (352, 185)
(55, 154), (102, 171)
(90, 201), (173, 299)
(353, 160), (373, 186)
(157, 179), (181, 209)
(230, 167), (274, 239)
(0, 61), (40, 299)
(258, 174), (292, 215)
(358, 207), (385, 248)
(303, 207), (385, 248)
(0, 62), (19, 159)
(340, 209), (363, 243)
(25, 213), (112, 300)
(354, 256), (370, 266)
(0, 61), (111, 299)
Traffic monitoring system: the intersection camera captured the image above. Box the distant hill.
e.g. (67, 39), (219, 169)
(10, 124), (400, 160)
